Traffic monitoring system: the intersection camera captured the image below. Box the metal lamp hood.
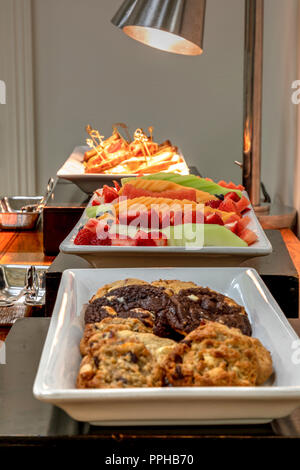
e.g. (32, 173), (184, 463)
(111, 0), (206, 56)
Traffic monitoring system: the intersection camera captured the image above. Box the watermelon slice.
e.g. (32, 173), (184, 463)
(121, 183), (197, 202)
(239, 228), (258, 245)
(218, 198), (241, 216)
(218, 180), (245, 191)
(236, 196), (250, 213)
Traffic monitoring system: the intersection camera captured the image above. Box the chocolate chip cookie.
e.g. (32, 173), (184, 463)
(90, 278), (149, 302)
(80, 317), (152, 356)
(151, 279), (198, 296)
(166, 287), (252, 336)
(162, 321), (263, 387)
(84, 284), (174, 338)
(77, 330), (163, 388)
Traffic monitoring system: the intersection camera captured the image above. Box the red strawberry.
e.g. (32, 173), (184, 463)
(205, 199), (221, 209)
(113, 180), (121, 192)
(92, 200), (101, 206)
(85, 218), (99, 233)
(74, 228), (97, 245)
(102, 185), (118, 203)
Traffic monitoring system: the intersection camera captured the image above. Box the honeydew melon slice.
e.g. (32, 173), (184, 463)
(86, 204), (115, 219)
(161, 224), (247, 247)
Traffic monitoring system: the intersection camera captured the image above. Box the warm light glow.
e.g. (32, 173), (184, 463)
(123, 26), (203, 56)
(244, 118), (252, 154)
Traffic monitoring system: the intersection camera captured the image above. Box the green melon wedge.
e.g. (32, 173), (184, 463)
(161, 224), (247, 247)
(85, 206), (98, 219)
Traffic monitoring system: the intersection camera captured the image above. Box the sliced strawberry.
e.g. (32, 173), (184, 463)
(102, 185), (119, 203)
(224, 191), (240, 203)
(85, 218), (99, 233)
(92, 200), (101, 206)
(74, 228), (97, 245)
(205, 199), (222, 209)
(205, 213), (224, 225)
(239, 228), (258, 246)
(113, 180), (121, 192)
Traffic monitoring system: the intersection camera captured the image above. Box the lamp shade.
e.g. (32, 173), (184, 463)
(111, 0), (206, 56)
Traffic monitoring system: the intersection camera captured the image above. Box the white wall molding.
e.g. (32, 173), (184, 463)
(0, 0), (35, 195)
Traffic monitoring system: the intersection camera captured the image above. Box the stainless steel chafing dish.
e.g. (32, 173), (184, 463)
(0, 178), (55, 230)
(0, 196), (43, 230)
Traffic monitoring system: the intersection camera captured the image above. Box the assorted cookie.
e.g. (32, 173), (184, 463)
(84, 284), (173, 338)
(162, 322), (269, 387)
(166, 287), (252, 337)
(77, 278), (273, 389)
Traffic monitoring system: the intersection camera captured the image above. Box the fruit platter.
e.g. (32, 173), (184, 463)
(57, 125), (189, 194)
(59, 172), (272, 268)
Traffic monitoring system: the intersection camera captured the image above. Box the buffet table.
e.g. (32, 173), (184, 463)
(1, 179), (300, 446)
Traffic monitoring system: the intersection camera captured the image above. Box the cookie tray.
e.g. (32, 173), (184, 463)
(33, 267), (300, 425)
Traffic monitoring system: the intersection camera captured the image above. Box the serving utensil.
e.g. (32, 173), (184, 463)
(0, 266), (42, 307)
(20, 178), (55, 213)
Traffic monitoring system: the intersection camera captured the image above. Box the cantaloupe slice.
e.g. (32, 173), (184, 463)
(119, 178), (217, 203)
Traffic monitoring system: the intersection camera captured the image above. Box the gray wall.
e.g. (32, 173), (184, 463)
(32, 0), (298, 207)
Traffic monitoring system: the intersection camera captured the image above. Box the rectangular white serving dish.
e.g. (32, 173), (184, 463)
(59, 192), (272, 268)
(33, 267), (300, 426)
(57, 146), (188, 194)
